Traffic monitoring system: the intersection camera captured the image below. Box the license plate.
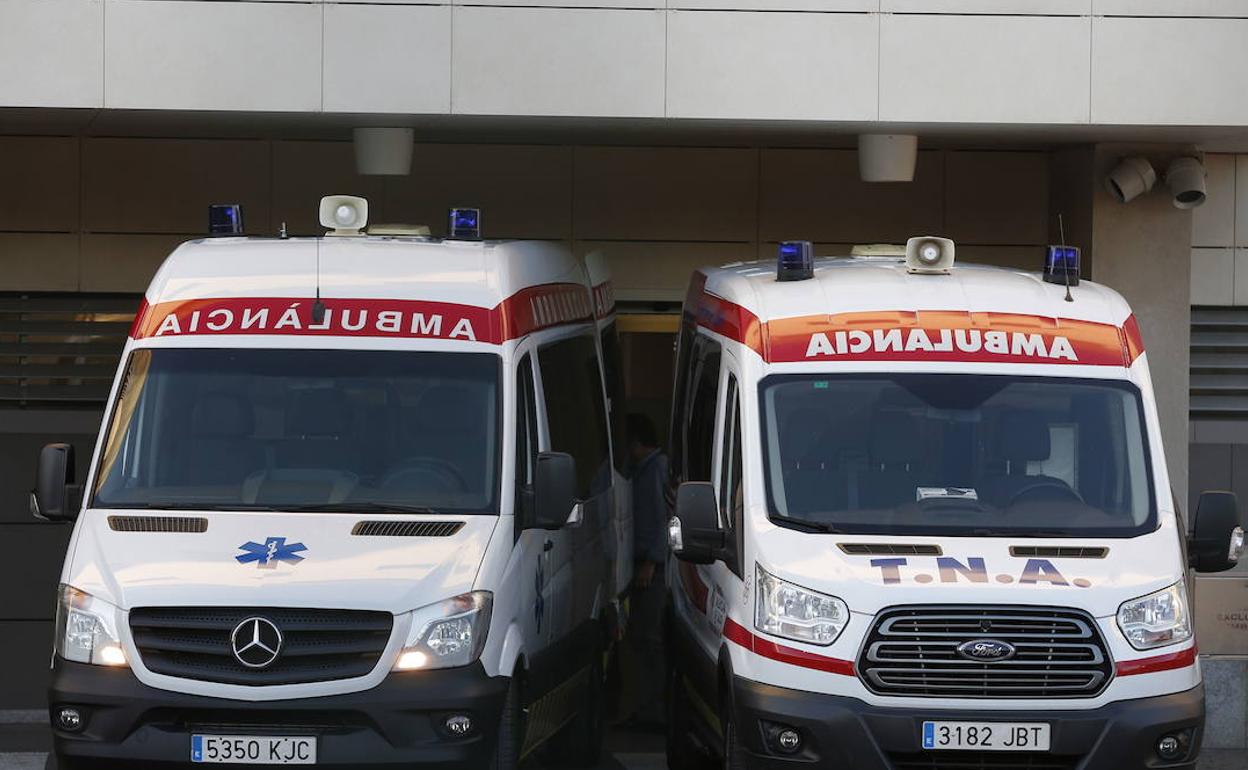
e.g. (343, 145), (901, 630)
(922, 721), (1050, 751)
(192, 735), (317, 764)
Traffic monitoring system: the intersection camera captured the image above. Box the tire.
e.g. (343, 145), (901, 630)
(491, 675), (524, 770)
(545, 660), (606, 768)
(665, 666), (715, 770)
(720, 701), (747, 770)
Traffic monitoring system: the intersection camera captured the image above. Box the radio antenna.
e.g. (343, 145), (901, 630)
(1058, 213), (1074, 303)
(312, 238), (326, 323)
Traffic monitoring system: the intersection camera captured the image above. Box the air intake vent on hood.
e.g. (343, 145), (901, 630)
(351, 520), (464, 537)
(839, 543), (941, 556)
(1010, 546), (1108, 559)
(108, 516), (208, 533)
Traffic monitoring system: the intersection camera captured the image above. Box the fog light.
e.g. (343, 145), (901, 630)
(776, 729), (802, 753)
(445, 714), (473, 737)
(1153, 733), (1183, 758)
(56, 707), (83, 732)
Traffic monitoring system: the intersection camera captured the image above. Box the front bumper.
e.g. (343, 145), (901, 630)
(731, 676), (1205, 770)
(49, 659), (509, 768)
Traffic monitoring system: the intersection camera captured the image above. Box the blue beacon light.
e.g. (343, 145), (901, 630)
(1043, 245), (1081, 287)
(448, 208), (482, 240)
(777, 241), (814, 282)
(208, 204), (244, 236)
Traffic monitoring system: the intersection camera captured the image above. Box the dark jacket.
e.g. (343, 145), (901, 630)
(632, 449), (670, 564)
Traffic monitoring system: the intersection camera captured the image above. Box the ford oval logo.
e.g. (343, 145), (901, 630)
(957, 639), (1016, 662)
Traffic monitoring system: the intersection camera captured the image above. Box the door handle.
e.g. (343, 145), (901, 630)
(543, 540), (554, 553)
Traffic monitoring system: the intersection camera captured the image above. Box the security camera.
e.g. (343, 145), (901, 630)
(1105, 156), (1156, 204)
(319, 195), (369, 235)
(1165, 156), (1207, 209)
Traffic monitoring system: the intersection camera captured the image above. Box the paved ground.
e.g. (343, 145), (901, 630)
(1, 716), (1243, 769)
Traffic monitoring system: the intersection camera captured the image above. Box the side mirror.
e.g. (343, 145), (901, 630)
(531, 451), (578, 530)
(669, 482), (725, 565)
(31, 443), (81, 522)
(1190, 491), (1245, 573)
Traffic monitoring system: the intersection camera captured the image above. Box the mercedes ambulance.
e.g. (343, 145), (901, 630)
(32, 196), (624, 769)
(665, 238), (1245, 770)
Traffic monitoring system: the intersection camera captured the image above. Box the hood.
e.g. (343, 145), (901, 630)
(754, 522), (1184, 619)
(66, 509), (499, 613)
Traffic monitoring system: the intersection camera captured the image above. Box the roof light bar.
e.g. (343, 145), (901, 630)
(777, 241), (814, 282)
(208, 204), (244, 236)
(1044, 245), (1081, 287)
(448, 208), (482, 240)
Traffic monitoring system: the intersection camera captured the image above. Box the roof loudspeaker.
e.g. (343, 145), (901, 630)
(354, 127), (414, 176)
(858, 134), (917, 183)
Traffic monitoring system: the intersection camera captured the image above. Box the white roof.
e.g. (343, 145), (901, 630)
(702, 256), (1132, 328)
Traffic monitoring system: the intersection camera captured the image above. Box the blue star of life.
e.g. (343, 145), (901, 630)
(236, 537), (308, 568)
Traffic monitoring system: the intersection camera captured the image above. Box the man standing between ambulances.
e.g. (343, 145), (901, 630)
(621, 412), (669, 725)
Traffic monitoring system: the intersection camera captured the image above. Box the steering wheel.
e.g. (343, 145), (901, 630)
(383, 456), (468, 492)
(1006, 480), (1082, 508)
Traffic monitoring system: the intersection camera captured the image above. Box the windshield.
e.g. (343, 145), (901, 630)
(93, 348), (500, 513)
(761, 374), (1154, 537)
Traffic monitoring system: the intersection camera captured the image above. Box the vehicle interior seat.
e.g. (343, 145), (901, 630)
(980, 411), (1065, 508)
(859, 411), (923, 510)
(382, 383), (488, 497)
(779, 408), (845, 515)
(185, 391), (263, 488)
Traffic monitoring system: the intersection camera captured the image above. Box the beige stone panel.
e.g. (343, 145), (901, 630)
(1194, 577), (1248, 656)
(1192, 154), (1235, 249)
(1238, 157), (1248, 248)
(1191, 248), (1235, 306)
(759, 150), (943, 244)
(946, 152), (1049, 245)
(1233, 249), (1248, 306)
(0, 137), (80, 232)
(82, 139), (270, 235)
(383, 145), (573, 240)
(574, 147), (757, 242)
(577, 241), (756, 302)
(0, 234), (80, 292)
(272, 142), (385, 237)
(80, 234), (190, 293)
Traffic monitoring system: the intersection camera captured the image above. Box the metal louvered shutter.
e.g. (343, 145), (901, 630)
(0, 293), (137, 407)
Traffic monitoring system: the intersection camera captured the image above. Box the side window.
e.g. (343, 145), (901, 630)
(684, 336), (722, 482)
(515, 354), (538, 521)
(719, 374), (742, 529)
(538, 334), (611, 498)
(669, 318), (696, 483)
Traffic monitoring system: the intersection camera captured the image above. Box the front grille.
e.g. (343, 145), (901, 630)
(859, 606), (1112, 699)
(888, 751), (1078, 770)
(130, 607), (394, 686)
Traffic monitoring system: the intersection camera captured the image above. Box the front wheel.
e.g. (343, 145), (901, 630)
(491, 675), (525, 770)
(666, 665), (716, 770)
(720, 698), (747, 770)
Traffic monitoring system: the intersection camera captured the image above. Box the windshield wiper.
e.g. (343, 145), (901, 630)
(770, 514), (842, 534)
(281, 502), (444, 515)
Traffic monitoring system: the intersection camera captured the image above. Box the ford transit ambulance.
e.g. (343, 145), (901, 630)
(664, 238), (1245, 770)
(32, 197), (620, 769)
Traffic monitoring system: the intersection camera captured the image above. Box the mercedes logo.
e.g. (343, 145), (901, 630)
(230, 617), (283, 669)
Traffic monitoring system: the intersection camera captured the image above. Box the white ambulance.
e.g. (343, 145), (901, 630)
(665, 239), (1244, 770)
(33, 197), (621, 769)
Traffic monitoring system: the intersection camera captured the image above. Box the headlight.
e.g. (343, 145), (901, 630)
(1117, 582), (1192, 651)
(54, 585), (127, 667)
(755, 565), (848, 646)
(393, 591), (492, 671)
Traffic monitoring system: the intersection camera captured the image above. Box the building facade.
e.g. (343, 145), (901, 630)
(2, 0), (1248, 741)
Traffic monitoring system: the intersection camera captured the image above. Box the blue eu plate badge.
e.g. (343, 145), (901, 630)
(922, 723), (935, 749)
(192, 735), (204, 762)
